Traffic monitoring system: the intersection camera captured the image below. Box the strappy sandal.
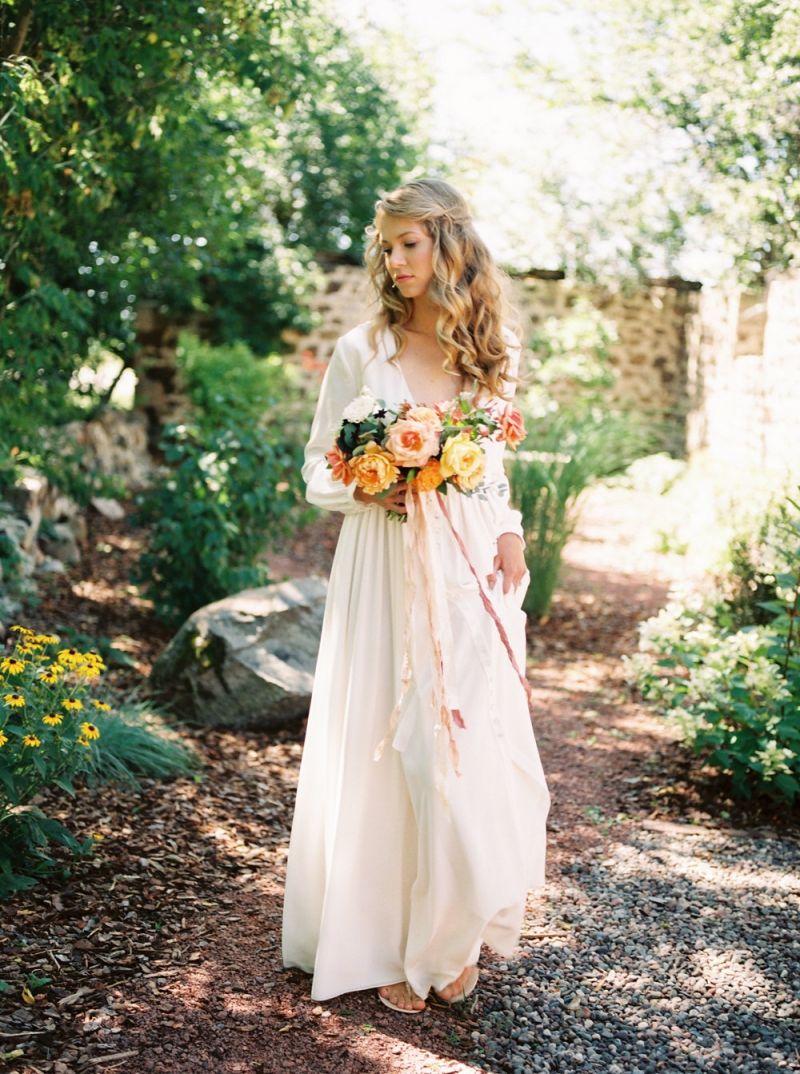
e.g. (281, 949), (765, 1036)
(377, 981), (427, 1014)
(432, 964), (480, 1005)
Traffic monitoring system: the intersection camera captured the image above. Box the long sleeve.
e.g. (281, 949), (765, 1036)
(301, 336), (374, 516)
(485, 327), (525, 547)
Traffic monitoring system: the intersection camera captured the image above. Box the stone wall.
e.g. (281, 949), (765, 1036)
(284, 265), (699, 453)
(133, 300), (215, 452)
(285, 262), (800, 474)
(686, 270), (800, 481)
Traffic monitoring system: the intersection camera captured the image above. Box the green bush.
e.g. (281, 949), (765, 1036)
(130, 334), (310, 626)
(175, 329), (309, 447)
(623, 487), (800, 803)
(131, 419), (297, 627)
(0, 623), (199, 897)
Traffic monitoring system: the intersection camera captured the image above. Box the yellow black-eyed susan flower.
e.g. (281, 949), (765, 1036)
(75, 663), (101, 680)
(63, 698), (83, 711)
(10, 624), (34, 635)
(22, 734), (41, 747)
(77, 735), (92, 747)
(33, 633), (60, 645)
(80, 721), (100, 740)
(42, 712), (64, 726)
(0, 730), (8, 747)
(57, 648), (84, 668)
(39, 669), (61, 684)
(92, 699), (112, 711)
(0, 656), (26, 675)
(45, 663), (65, 677)
(3, 692), (25, 707)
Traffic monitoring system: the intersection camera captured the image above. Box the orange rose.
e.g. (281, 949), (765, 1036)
(499, 406), (525, 449)
(413, 458), (445, 492)
(325, 443), (354, 485)
(350, 442), (400, 495)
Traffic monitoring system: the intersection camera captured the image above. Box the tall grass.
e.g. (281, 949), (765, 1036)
(512, 298), (662, 616)
(510, 407), (653, 616)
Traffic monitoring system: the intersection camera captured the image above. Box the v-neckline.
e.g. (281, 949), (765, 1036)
(382, 327), (476, 408)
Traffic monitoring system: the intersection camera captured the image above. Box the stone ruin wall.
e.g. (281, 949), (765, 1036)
(286, 263), (800, 479)
(685, 271), (800, 483)
(285, 266), (698, 455)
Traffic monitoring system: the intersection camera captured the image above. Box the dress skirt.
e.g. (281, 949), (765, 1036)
(281, 477), (551, 1002)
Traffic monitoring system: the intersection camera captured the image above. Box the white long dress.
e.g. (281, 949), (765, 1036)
(280, 319), (551, 1002)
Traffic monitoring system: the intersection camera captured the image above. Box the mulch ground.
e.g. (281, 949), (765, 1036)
(1, 489), (795, 1074)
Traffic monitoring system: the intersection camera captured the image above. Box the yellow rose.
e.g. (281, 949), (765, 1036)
(350, 442), (401, 495)
(439, 431), (486, 491)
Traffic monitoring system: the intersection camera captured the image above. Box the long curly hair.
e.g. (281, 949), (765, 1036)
(363, 176), (524, 401)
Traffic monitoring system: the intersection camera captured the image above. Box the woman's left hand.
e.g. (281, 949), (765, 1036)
(487, 532), (528, 595)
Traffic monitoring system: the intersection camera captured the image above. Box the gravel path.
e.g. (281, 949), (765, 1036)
(473, 820), (799, 1074)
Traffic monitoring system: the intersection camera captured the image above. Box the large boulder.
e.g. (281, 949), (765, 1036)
(149, 576), (328, 730)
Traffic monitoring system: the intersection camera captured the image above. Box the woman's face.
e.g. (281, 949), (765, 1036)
(377, 213), (434, 299)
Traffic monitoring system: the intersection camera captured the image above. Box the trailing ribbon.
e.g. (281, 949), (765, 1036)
(373, 485), (532, 794)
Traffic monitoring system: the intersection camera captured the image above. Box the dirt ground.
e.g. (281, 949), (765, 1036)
(1, 482), (793, 1074)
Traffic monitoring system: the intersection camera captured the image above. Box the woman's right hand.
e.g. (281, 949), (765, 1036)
(354, 479), (408, 514)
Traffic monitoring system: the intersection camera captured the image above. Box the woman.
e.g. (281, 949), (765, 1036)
(281, 177), (550, 1013)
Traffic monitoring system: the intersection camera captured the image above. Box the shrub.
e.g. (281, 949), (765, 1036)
(0, 623), (201, 897)
(623, 488), (800, 803)
(131, 334), (311, 626)
(131, 420), (298, 627)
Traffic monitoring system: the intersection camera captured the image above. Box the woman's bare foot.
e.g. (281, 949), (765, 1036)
(377, 981), (426, 1011)
(435, 964), (479, 1002)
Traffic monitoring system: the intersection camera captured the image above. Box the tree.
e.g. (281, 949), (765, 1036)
(0, 0), (426, 492)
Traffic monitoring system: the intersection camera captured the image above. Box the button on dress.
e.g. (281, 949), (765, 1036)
(281, 319), (551, 1002)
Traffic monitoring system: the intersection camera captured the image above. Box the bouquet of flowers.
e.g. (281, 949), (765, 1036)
(325, 385), (525, 519)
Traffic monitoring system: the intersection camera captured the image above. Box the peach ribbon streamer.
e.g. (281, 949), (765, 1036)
(373, 486), (532, 794)
(434, 489), (533, 706)
(373, 489), (465, 807)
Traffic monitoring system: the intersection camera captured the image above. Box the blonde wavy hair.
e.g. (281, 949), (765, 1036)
(363, 176), (524, 401)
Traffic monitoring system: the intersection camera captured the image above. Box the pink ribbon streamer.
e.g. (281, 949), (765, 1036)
(373, 485), (532, 787)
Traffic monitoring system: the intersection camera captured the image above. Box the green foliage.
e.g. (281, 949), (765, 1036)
(131, 419), (297, 627)
(624, 488), (800, 803)
(511, 302), (660, 616)
(0, 0), (426, 489)
(175, 329), (306, 440)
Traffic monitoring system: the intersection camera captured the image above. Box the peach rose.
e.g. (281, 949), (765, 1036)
(406, 405), (443, 436)
(384, 417), (440, 467)
(498, 406), (525, 449)
(349, 442), (400, 495)
(439, 431), (486, 491)
(413, 458), (445, 492)
(325, 443), (354, 485)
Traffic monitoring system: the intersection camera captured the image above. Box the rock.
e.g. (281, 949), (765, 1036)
(39, 520), (82, 566)
(149, 576), (328, 729)
(90, 496), (126, 520)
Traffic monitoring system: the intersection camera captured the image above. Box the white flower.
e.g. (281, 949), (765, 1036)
(342, 387), (378, 423)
